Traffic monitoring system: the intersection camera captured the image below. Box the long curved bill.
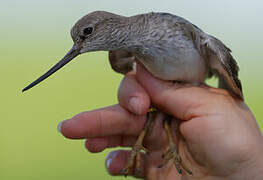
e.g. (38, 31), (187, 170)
(22, 45), (80, 92)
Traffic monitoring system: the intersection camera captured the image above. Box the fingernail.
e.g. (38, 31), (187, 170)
(105, 151), (119, 170)
(57, 121), (64, 133)
(129, 97), (142, 115)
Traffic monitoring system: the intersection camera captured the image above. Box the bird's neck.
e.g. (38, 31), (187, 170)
(105, 14), (149, 52)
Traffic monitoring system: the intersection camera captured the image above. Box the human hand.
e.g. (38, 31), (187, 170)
(58, 64), (263, 179)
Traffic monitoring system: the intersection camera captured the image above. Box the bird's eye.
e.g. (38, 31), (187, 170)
(83, 27), (93, 36)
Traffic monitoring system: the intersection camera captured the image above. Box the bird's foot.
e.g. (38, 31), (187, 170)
(158, 145), (192, 175)
(121, 140), (149, 176)
(122, 108), (157, 176)
(158, 116), (193, 176)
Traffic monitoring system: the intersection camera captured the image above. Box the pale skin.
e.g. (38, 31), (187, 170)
(59, 64), (263, 180)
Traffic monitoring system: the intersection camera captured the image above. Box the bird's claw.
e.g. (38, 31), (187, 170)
(158, 147), (192, 176)
(121, 144), (146, 176)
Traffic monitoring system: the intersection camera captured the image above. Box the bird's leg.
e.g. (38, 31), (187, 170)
(158, 115), (193, 176)
(122, 107), (157, 176)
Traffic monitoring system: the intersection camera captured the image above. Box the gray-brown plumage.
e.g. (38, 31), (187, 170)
(22, 11), (243, 176)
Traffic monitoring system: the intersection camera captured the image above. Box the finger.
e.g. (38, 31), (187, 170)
(59, 104), (145, 139)
(85, 135), (137, 153)
(136, 64), (217, 120)
(85, 137), (108, 153)
(85, 112), (169, 153)
(105, 150), (145, 178)
(118, 73), (150, 115)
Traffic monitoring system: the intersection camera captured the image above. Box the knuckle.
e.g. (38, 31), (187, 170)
(96, 110), (104, 136)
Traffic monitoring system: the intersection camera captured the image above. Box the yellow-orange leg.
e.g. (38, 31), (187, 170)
(158, 115), (193, 175)
(122, 108), (157, 176)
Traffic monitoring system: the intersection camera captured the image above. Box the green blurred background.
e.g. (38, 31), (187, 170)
(1, 0), (262, 179)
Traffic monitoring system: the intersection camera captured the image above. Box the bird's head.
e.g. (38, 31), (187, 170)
(71, 11), (129, 52)
(22, 11), (128, 92)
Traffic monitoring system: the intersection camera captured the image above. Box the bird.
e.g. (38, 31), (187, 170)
(22, 11), (243, 176)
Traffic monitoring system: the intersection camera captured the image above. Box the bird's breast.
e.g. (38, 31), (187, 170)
(136, 47), (207, 83)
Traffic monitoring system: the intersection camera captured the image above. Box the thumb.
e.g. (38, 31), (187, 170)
(135, 64), (211, 120)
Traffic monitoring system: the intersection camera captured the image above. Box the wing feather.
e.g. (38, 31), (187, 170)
(108, 50), (135, 74)
(202, 35), (243, 99)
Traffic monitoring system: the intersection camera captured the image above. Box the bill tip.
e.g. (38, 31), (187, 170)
(22, 87), (28, 93)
